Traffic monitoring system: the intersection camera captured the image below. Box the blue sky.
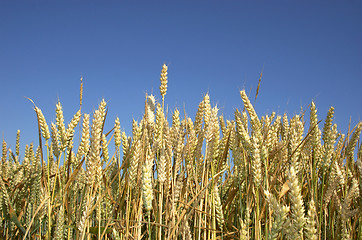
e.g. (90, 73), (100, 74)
(0, 1), (361, 154)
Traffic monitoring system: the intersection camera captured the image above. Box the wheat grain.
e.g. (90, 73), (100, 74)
(305, 199), (318, 240)
(235, 109), (251, 150)
(160, 64), (168, 100)
(213, 185), (224, 230)
(264, 190), (290, 240)
(114, 117), (121, 149)
(194, 99), (205, 135)
(35, 107), (50, 140)
(240, 90), (260, 131)
(64, 109), (81, 147)
(288, 166), (306, 239)
(142, 147), (154, 212)
(346, 122), (362, 163)
(251, 133), (262, 188)
(56, 101), (66, 145)
(203, 94), (211, 127)
(54, 205), (65, 240)
(76, 113), (90, 162)
(86, 101), (106, 185)
(15, 130), (20, 157)
(101, 134), (109, 163)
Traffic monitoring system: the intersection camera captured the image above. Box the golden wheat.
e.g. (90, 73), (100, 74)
(0, 64), (361, 240)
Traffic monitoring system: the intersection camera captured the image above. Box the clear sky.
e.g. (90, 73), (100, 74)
(0, 1), (361, 153)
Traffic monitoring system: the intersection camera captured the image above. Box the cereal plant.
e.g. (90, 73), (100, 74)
(0, 64), (361, 239)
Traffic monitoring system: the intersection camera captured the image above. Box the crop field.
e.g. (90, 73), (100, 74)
(0, 64), (361, 239)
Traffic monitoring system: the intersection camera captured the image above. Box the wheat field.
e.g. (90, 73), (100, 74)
(0, 64), (361, 239)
